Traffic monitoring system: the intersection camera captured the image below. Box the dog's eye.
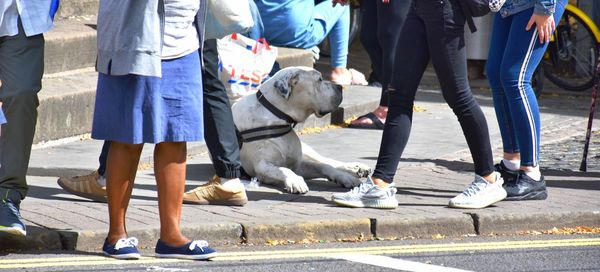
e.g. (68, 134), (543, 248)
(319, 77), (323, 82)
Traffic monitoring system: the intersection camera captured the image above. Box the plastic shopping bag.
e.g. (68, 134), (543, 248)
(217, 34), (278, 103)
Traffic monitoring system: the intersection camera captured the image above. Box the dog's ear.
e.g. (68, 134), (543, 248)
(274, 72), (301, 100)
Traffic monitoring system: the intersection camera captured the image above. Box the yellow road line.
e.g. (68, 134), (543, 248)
(1, 238), (599, 269)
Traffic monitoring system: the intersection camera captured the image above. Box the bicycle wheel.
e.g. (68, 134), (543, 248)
(542, 9), (599, 91)
(532, 65), (544, 98)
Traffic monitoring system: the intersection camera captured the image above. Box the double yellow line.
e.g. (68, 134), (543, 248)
(1, 238), (600, 269)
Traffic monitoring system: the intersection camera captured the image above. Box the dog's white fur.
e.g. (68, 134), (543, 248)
(232, 67), (371, 193)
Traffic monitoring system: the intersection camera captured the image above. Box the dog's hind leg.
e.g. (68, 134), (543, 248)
(300, 142), (372, 178)
(254, 160), (309, 194)
(297, 160), (362, 189)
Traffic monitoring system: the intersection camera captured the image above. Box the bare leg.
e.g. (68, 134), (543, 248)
(503, 152), (520, 161)
(372, 177), (392, 189)
(106, 142), (143, 244)
(154, 142), (189, 246)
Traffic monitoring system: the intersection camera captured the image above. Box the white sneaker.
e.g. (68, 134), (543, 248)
(331, 177), (398, 209)
(448, 173), (507, 209)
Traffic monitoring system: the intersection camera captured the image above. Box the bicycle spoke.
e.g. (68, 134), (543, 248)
(571, 49), (595, 78)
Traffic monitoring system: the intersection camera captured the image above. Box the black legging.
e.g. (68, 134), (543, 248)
(360, 0), (410, 106)
(373, 0), (494, 182)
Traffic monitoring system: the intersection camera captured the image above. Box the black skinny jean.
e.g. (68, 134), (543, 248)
(372, 0), (494, 182)
(98, 39), (242, 179)
(360, 0), (410, 107)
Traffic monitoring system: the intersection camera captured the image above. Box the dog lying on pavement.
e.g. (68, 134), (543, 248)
(232, 67), (371, 194)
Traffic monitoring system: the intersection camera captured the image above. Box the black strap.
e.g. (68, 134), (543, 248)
(458, 0), (478, 33)
(256, 91), (298, 126)
(234, 91), (297, 145)
(238, 124), (293, 143)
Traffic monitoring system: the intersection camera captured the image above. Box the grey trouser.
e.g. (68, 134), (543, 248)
(0, 19), (44, 202)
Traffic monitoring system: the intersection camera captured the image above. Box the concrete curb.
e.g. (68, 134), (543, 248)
(5, 211), (599, 252)
(374, 215), (476, 239)
(242, 218), (372, 245)
(473, 211), (600, 235)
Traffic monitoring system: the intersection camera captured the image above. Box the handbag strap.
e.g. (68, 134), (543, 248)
(458, 0), (478, 33)
(253, 38), (272, 53)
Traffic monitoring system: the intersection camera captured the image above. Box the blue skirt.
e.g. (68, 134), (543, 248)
(92, 51), (203, 144)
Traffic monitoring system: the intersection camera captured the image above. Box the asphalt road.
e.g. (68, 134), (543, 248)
(2, 234), (599, 272)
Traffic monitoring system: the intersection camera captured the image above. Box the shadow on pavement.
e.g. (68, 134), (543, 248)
(396, 187), (461, 198)
(246, 191), (330, 205)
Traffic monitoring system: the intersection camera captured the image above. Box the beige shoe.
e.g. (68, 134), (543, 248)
(183, 176), (248, 206)
(57, 171), (107, 202)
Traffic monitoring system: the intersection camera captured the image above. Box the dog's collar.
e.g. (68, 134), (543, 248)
(234, 91), (298, 145)
(256, 90), (298, 126)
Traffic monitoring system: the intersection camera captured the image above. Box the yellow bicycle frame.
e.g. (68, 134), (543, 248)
(550, 4), (600, 43)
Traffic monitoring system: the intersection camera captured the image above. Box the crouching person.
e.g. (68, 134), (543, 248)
(94, 0), (217, 260)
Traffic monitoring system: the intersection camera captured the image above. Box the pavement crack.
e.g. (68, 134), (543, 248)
(466, 213), (480, 235)
(370, 218), (377, 237)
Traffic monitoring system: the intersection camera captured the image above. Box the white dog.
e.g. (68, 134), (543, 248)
(232, 67), (371, 194)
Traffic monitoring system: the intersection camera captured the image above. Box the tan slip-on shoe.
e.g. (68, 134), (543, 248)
(183, 176), (248, 206)
(57, 171), (107, 202)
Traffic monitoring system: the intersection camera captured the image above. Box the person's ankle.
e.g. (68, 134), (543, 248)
(159, 235), (190, 247)
(373, 106), (388, 120)
(220, 177), (241, 188)
(372, 177), (390, 188)
(522, 169), (541, 181)
(482, 172), (498, 184)
(107, 233), (128, 245)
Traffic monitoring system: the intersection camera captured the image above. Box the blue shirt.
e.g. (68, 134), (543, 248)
(254, 0), (316, 48)
(0, 0), (57, 37)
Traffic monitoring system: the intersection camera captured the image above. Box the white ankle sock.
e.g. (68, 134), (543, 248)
(220, 177), (241, 188)
(502, 159), (520, 171)
(524, 170), (541, 181)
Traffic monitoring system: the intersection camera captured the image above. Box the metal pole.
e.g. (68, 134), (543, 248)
(579, 53), (600, 172)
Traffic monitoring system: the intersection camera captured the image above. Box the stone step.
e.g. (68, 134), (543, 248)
(54, 0), (99, 20)
(43, 18), (314, 74)
(36, 70), (97, 144)
(44, 17), (97, 75)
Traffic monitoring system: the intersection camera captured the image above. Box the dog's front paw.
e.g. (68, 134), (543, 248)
(337, 162), (372, 178)
(284, 176), (309, 194)
(334, 173), (362, 188)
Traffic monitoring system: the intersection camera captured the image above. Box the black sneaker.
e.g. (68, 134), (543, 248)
(495, 161), (519, 186)
(504, 172), (548, 201)
(0, 199), (26, 236)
